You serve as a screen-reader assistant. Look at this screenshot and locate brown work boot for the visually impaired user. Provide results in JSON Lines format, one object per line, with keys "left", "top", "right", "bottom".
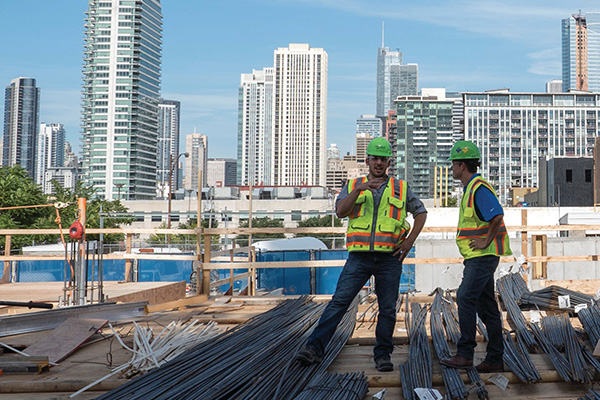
{"left": 439, "top": 355, "right": 473, "bottom": 369}
{"left": 475, "top": 360, "right": 504, "bottom": 373}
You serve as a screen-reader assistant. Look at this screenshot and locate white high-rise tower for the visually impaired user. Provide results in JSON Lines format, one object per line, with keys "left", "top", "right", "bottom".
{"left": 272, "top": 43, "right": 328, "bottom": 186}
{"left": 81, "top": 0, "right": 162, "bottom": 200}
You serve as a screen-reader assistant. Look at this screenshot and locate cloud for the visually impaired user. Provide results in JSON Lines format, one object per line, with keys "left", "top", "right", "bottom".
{"left": 527, "top": 48, "right": 561, "bottom": 76}
{"left": 273, "top": 0, "right": 591, "bottom": 46}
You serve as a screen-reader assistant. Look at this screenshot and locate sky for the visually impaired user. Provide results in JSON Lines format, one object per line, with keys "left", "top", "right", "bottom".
{"left": 1, "top": 1, "right": 598, "bottom": 159}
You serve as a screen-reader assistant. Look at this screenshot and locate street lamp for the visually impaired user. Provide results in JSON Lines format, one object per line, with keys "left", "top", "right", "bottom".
{"left": 167, "top": 152, "right": 189, "bottom": 243}
{"left": 115, "top": 183, "right": 124, "bottom": 200}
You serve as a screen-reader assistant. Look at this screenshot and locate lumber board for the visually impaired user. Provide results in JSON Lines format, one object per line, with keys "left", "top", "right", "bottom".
{"left": 145, "top": 294, "right": 208, "bottom": 313}
{"left": 24, "top": 318, "right": 108, "bottom": 364}
{"left": 0, "top": 355, "right": 49, "bottom": 373}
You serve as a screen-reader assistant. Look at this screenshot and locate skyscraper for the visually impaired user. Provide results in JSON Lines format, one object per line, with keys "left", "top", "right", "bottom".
{"left": 3, "top": 77, "right": 40, "bottom": 179}
{"left": 356, "top": 115, "right": 383, "bottom": 138}
{"left": 272, "top": 43, "right": 327, "bottom": 186}
{"left": 37, "top": 123, "right": 66, "bottom": 188}
{"left": 184, "top": 133, "right": 208, "bottom": 191}
{"left": 562, "top": 11, "right": 600, "bottom": 92}
{"left": 376, "top": 46, "right": 402, "bottom": 116}
{"left": 157, "top": 99, "right": 181, "bottom": 197}
{"left": 81, "top": 0, "right": 162, "bottom": 200}
{"left": 237, "top": 68, "right": 274, "bottom": 186}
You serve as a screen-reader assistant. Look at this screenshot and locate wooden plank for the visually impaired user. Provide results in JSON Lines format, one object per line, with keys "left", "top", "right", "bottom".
{"left": 0, "top": 355, "right": 49, "bottom": 373}
{"left": 144, "top": 294, "right": 208, "bottom": 313}
{"left": 24, "top": 318, "right": 108, "bottom": 364}
{"left": 1, "top": 234, "right": 11, "bottom": 284}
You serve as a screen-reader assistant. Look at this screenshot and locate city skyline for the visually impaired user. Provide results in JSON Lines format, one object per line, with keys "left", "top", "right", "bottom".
{"left": 1, "top": 1, "right": 599, "bottom": 160}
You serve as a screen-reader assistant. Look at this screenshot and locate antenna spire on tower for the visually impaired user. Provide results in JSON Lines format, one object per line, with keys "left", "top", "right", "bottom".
{"left": 381, "top": 21, "right": 385, "bottom": 48}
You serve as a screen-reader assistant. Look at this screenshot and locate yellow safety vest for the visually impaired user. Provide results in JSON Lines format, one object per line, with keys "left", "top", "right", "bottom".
{"left": 456, "top": 176, "right": 512, "bottom": 259}
{"left": 346, "top": 177, "right": 410, "bottom": 252}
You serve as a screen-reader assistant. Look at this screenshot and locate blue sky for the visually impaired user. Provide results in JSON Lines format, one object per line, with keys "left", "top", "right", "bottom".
{"left": 1, "top": 1, "right": 598, "bottom": 159}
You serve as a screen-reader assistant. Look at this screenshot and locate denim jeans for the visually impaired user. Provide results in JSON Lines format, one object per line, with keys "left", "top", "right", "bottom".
{"left": 456, "top": 255, "right": 503, "bottom": 364}
{"left": 306, "top": 251, "right": 403, "bottom": 360}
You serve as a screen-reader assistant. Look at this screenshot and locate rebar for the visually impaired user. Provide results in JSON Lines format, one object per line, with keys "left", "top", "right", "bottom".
{"left": 501, "top": 331, "right": 541, "bottom": 383}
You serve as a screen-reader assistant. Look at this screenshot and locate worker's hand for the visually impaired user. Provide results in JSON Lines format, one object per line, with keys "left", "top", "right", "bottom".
{"left": 469, "top": 237, "right": 489, "bottom": 250}
{"left": 393, "top": 238, "right": 414, "bottom": 263}
{"left": 355, "top": 177, "right": 385, "bottom": 193}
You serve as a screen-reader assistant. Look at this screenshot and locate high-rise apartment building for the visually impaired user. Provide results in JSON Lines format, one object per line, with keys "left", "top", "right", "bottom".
{"left": 376, "top": 47, "right": 402, "bottom": 116}
{"left": 356, "top": 115, "right": 383, "bottom": 138}
{"left": 355, "top": 133, "right": 372, "bottom": 163}
{"left": 273, "top": 44, "right": 327, "bottom": 186}
{"left": 3, "top": 77, "right": 40, "bottom": 179}
{"left": 392, "top": 92, "right": 454, "bottom": 198}
{"left": 157, "top": 99, "right": 181, "bottom": 197}
{"left": 464, "top": 90, "right": 599, "bottom": 204}
{"left": 237, "top": 68, "right": 274, "bottom": 186}
{"left": 562, "top": 12, "right": 600, "bottom": 92}
{"left": 207, "top": 158, "right": 237, "bottom": 187}
{"left": 184, "top": 133, "right": 208, "bottom": 190}
{"left": 238, "top": 44, "right": 327, "bottom": 187}
{"left": 81, "top": 0, "right": 162, "bottom": 200}
{"left": 391, "top": 64, "right": 418, "bottom": 99}
{"left": 37, "top": 123, "right": 66, "bottom": 188}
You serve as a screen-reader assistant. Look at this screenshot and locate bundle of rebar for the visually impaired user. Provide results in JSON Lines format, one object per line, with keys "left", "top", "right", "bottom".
{"left": 292, "top": 371, "right": 368, "bottom": 400}
{"left": 430, "top": 289, "right": 469, "bottom": 400}
{"left": 441, "top": 291, "right": 461, "bottom": 344}
{"left": 529, "top": 322, "right": 573, "bottom": 382}
{"left": 399, "top": 302, "right": 433, "bottom": 400}
{"left": 578, "top": 303, "right": 600, "bottom": 347}
{"left": 579, "top": 388, "right": 600, "bottom": 400}
{"left": 540, "top": 313, "right": 600, "bottom": 383}
{"left": 496, "top": 274, "right": 537, "bottom": 347}
{"left": 94, "top": 295, "right": 357, "bottom": 400}
{"left": 520, "top": 286, "right": 594, "bottom": 312}
{"left": 501, "top": 331, "right": 541, "bottom": 383}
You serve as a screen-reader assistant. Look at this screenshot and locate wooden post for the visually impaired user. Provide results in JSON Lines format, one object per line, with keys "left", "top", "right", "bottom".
{"left": 532, "top": 234, "right": 547, "bottom": 279}
{"left": 434, "top": 166, "right": 438, "bottom": 207}
{"left": 202, "top": 232, "right": 211, "bottom": 295}
{"left": 124, "top": 233, "right": 133, "bottom": 282}
{"left": 445, "top": 166, "right": 449, "bottom": 207}
{"left": 521, "top": 209, "right": 528, "bottom": 281}
{"left": 1, "top": 235, "right": 11, "bottom": 284}
{"left": 229, "top": 248, "right": 234, "bottom": 293}
{"left": 250, "top": 246, "right": 256, "bottom": 296}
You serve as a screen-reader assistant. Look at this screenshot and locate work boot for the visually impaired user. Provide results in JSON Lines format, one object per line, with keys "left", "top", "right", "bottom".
{"left": 475, "top": 360, "right": 504, "bottom": 373}
{"left": 439, "top": 354, "right": 473, "bottom": 369}
{"left": 295, "top": 344, "right": 322, "bottom": 366}
{"left": 374, "top": 355, "right": 394, "bottom": 372}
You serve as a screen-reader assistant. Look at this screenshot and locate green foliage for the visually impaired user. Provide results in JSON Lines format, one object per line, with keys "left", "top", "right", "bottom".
{"left": 148, "top": 217, "right": 218, "bottom": 246}
{"left": 295, "top": 215, "right": 345, "bottom": 249}
{"left": 441, "top": 196, "right": 458, "bottom": 207}
{"left": 236, "top": 217, "right": 285, "bottom": 247}
{"left": 0, "top": 166, "right": 134, "bottom": 250}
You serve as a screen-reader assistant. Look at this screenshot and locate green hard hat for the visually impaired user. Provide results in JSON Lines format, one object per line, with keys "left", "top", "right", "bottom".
{"left": 366, "top": 137, "right": 392, "bottom": 157}
{"left": 448, "top": 140, "right": 480, "bottom": 161}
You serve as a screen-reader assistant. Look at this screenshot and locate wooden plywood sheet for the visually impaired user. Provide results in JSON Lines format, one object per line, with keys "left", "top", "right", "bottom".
{"left": 24, "top": 318, "right": 107, "bottom": 364}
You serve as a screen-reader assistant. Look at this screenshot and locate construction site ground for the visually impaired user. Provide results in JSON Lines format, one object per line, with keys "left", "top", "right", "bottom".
{"left": 0, "top": 289, "right": 596, "bottom": 399}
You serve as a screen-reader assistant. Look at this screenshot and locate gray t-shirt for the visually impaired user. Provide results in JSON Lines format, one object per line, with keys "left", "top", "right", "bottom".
{"left": 336, "top": 176, "right": 427, "bottom": 217}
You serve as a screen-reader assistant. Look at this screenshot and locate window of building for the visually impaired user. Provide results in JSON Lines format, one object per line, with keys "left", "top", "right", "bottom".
{"left": 566, "top": 169, "right": 573, "bottom": 182}
{"left": 151, "top": 214, "right": 162, "bottom": 222}
{"left": 585, "top": 169, "right": 592, "bottom": 183}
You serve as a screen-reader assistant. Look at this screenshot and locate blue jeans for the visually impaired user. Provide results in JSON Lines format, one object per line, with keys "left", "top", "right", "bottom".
{"left": 306, "top": 251, "right": 403, "bottom": 360}
{"left": 456, "top": 255, "right": 503, "bottom": 364}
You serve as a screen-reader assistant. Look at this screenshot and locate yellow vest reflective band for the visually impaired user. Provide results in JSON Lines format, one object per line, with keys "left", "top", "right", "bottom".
{"left": 346, "top": 177, "right": 410, "bottom": 252}
{"left": 456, "top": 177, "right": 512, "bottom": 259}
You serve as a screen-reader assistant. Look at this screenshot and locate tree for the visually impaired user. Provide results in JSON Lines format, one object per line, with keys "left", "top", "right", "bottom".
{"left": 295, "top": 215, "right": 344, "bottom": 249}
{"left": 148, "top": 217, "right": 218, "bottom": 247}
{"left": 236, "top": 217, "right": 285, "bottom": 247}
{"left": 441, "top": 196, "right": 458, "bottom": 207}
{"left": 0, "top": 166, "right": 134, "bottom": 250}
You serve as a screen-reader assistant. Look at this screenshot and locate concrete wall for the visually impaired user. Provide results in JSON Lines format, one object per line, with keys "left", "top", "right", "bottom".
{"left": 414, "top": 236, "right": 600, "bottom": 293}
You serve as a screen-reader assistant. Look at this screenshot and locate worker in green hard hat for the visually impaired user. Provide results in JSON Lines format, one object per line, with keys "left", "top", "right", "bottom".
{"left": 296, "top": 137, "right": 427, "bottom": 373}
{"left": 440, "top": 140, "right": 512, "bottom": 373}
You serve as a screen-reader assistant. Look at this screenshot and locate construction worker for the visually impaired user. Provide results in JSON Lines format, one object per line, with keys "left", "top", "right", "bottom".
{"left": 440, "top": 140, "right": 512, "bottom": 373}
{"left": 295, "top": 137, "right": 427, "bottom": 372}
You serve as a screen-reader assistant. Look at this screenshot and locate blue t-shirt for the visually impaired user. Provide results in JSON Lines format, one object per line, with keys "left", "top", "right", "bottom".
{"left": 465, "top": 174, "right": 503, "bottom": 222}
